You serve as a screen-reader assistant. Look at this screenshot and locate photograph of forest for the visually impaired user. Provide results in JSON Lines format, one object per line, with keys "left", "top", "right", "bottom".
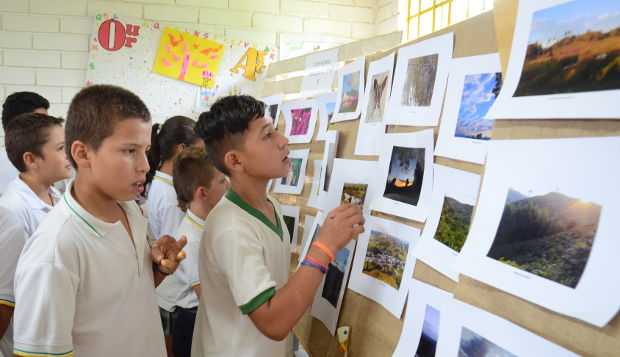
{"left": 487, "top": 188, "right": 602, "bottom": 288}
{"left": 434, "top": 196, "right": 474, "bottom": 252}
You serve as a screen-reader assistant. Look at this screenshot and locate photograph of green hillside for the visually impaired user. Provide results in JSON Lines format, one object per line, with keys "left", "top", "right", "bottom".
{"left": 434, "top": 196, "right": 474, "bottom": 253}
{"left": 514, "top": 0, "right": 620, "bottom": 96}
{"left": 487, "top": 188, "right": 602, "bottom": 288}
{"left": 362, "top": 230, "right": 409, "bottom": 290}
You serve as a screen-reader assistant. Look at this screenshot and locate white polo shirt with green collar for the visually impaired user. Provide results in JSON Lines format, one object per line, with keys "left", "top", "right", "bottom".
{"left": 0, "top": 206, "right": 26, "bottom": 357}
{"left": 191, "top": 190, "right": 292, "bottom": 357}
{"left": 156, "top": 208, "right": 206, "bottom": 310}
{"left": 12, "top": 183, "right": 166, "bottom": 357}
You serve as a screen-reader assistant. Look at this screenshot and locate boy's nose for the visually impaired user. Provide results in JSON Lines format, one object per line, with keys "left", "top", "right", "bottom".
{"left": 137, "top": 152, "right": 150, "bottom": 173}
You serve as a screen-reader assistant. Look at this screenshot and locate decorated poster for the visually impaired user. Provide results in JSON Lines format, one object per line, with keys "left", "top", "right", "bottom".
{"left": 152, "top": 27, "right": 224, "bottom": 87}
{"left": 86, "top": 14, "right": 278, "bottom": 122}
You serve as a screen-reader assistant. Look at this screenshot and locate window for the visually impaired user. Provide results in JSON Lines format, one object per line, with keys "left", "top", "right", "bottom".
{"left": 406, "top": 0, "right": 493, "bottom": 40}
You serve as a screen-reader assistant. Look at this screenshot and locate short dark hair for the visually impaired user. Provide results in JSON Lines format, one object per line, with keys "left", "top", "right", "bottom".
{"left": 2, "top": 91, "right": 50, "bottom": 131}
{"left": 173, "top": 147, "right": 217, "bottom": 211}
{"left": 146, "top": 116, "right": 199, "bottom": 188}
{"left": 65, "top": 85, "right": 150, "bottom": 168}
{"left": 195, "top": 95, "right": 265, "bottom": 175}
{"left": 5, "top": 113, "right": 64, "bottom": 172}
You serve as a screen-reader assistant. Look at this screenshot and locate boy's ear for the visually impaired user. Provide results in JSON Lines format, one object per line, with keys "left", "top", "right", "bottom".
{"left": 223, "top": 150, "right": 242, "bottom": 174}
{"left": 71, "top": 140, "right": 91, "bottom": 169}
{"left": 22, "top": 152, "right": 38, "bottom": 170}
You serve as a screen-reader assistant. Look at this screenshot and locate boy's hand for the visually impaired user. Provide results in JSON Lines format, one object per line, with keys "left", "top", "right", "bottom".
{"left": 318, "top": 204, "right": 365, "bottom": 254}
{"left": 151, "top": 235, "right": 187, "bottom": 274}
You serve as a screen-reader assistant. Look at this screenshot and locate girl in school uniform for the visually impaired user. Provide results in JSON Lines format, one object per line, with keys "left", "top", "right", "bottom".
{"left": 144, "top": 115, "right": 203, "bottom": 357}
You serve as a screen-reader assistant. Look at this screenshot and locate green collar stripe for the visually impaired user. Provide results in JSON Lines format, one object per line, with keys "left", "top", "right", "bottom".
{"left": 63, "top": 194, "right": 102, "bottom": 238}
{"left": 225, "top": 190, "right": 283, "bottom": 240}
{"left": 186, "top": 214, "right": 205, "bottom": 229}
{"left": 239, "top": 287, "right": 276, "bottom": 315}
{"left": 14, "top": 347, "right": 74, "bottom": 356}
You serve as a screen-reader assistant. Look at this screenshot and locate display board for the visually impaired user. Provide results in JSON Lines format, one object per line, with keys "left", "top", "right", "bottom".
{"left": 262, "top": 1, "right": 620, "bottom": 356}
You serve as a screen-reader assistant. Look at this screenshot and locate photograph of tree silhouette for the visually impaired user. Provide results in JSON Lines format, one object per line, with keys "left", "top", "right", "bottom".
{"left": 362, "top": 230, "right": 409, "bottom": 290}
{"left": 322, "top": 248, "right": 351, "bottom": 307}
{"left": 384, "top": 146, "right": 425, "bottom": 206}
{"left": 458, "top": 327, "right": 516, "bottom": 357}
{"left": 415, "top": 305, "right": 440, "bottom": 357}
{"left": 434, "top": 196, "right": 474, "bottom": 253}
{"left": 487, "top": 188, "right": 602, "bottom": 288}
{"left": 514, "top": 0, "right": 620, "bottom": 96}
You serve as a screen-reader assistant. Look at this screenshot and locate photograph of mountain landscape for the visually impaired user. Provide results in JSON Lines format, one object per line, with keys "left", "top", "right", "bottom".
{"left": 458, "top": 327, "right": 516, "bottom": 357}
{"left": 455, "top": 72, "right": 502, "bottom": 140}
{"left": 362, "top": 230, "right": 409, "bottom": 290}
{"left": 322, "top": 248, "right": 351, "bottom": 307}
{"left": 434, "top": 196, "right": 474, "bottom": 253}
{"left": 514, "top": 0, "right": 620, "bottom": 96}
{"left": 487, "top": 188, "right": 602, "bottom": 288}
{"left": 384, "top": 146, "right": 426, "bottom": 206}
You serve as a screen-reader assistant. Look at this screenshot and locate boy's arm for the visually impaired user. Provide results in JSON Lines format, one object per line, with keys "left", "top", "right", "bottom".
{"left": 248, "top": 205, "right": 364, "bottom": 341}
{"left": 0, "top": 304, "right": 12, "bottom": 339}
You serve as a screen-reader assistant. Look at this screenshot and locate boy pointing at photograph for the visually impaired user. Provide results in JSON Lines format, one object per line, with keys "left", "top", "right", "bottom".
{"left": 192, "top": 95, "right": 364, "bottom": 357}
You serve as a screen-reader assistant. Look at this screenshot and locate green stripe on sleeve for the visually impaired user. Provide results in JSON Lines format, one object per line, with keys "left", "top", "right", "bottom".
{"left": 239, "top": 287, "right": 276, "bottom": 315}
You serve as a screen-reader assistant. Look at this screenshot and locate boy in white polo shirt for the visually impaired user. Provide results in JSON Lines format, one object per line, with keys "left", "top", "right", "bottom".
{"left": 0, "top": 113, "right": 72, "bottom": 238}
{"left": 0, "top": 92, "right": 50, "bottom": 195}
{"left": 162, "top": 146, "right": 228, "bottom": 357}
{"left": 12, "top": 85, "right": 187, "bottom": 357}
{"left": 191, "top": 95, "right": 364, "bottom": 357}
{"left": 0, "top": 206, "right": 26, "bottom": 357}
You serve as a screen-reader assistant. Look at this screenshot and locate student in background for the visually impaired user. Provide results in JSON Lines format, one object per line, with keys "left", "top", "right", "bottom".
{"left": 0, "top": 92, "right": 50, "bottom": 195}
{"left": 0, "top": 113, "right": 72, "bottom": 238}
{"left": 146, "top": 115, "right": 204, "bottom": 240}
{"left": 145, "top": 115, "right": 203, "bottom": 356}
{"left": 191, "top": 96, "right": 364, "bottom": 357}
{"left": 0, "top": 206, "right": 26, "bottom": 357}
{"left": 12, "top": 85, "right": 187, "bottom": 357}
{"left": 164, "top": 147, "right": 228, "bottom": 357}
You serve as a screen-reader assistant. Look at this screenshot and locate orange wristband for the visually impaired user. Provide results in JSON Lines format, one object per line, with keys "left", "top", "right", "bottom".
{"left": 312, "top": 241, "right": 335, "bottom": 262}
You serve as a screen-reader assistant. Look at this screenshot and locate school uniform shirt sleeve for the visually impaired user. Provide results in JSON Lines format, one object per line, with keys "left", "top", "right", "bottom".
{"left": 0, "top": 208, "right": 25, "bottom": 307}
{"left": 158, "top": 204, "right": 184, "bottom": 239}
{"left": 212, "top": 228, "right": 277, "bottom": 315}
{"left": 182, "top": 240, "right": 201, "bottom": 288}
{"left": 13, "top": 254, "right": 79, "bottom": 356}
